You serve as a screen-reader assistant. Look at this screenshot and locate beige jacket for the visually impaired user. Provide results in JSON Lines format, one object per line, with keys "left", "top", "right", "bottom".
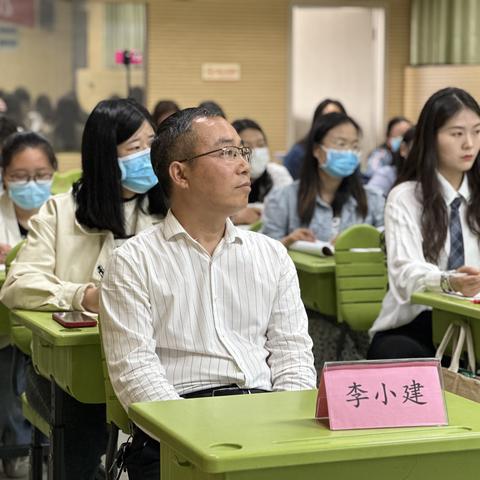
{"left": 0, "top": 192, "right": 23, "bottom": 247}
{"left": 0, "top": 192, "right": 163, "bottom": 311}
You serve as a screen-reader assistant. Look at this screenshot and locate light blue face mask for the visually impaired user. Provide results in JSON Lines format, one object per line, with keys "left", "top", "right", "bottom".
{"left": 8, "top": 180, "right": 52, "bottom": 210}
{"left": 118, "top": 148, "right": 159, "bottom": 194}
{"left": 389, "top": 136, "right": 403, "bottom": 153}
{"left": 320, "top": 147, "right": 360, "bottom": 178}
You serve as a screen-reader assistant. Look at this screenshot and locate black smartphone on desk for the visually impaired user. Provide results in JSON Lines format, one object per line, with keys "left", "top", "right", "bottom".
{"left": 52, "top": 312, "right": 97, "bottom": 328}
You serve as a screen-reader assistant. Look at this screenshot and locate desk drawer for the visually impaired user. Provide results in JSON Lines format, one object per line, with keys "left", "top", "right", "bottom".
{"left": 32, "top": 337, "right": 105, "bottom": 404}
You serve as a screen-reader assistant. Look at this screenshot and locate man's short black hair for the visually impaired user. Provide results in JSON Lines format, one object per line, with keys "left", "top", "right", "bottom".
{"left": 151, "top": 107, "right": 219, "bottom": 198}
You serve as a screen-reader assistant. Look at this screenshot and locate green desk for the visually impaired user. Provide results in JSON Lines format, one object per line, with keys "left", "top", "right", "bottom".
{"left": 12, "top": 309, "right": 105, "bottom": 478}
{"left": 412, "top": 292, "right": 480, "bottom": 362}
{"left": 288, "top": 251, "right": 336, "bottom": 316}
{"left": 129, "top": 389, "right": 480, "bottom": 480}
{"left": 10, "top": 309, "right": 104, "bottom": 404}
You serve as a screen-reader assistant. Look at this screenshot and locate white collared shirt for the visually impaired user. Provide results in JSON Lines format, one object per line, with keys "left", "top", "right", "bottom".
{"left": 100, "top": 210, "right": 316, "bottom": 408}
{"left": 370, "top": 173, "right": 480, "bottom": 335}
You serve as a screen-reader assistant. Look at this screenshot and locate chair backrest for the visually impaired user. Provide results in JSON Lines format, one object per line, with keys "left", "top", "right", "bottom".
{"left": 51, "top": 169, "right": 82, "bottom": 195}
{"left": 0, "top": 240, "right": 26, "bottom": 337}
{"left": 334, "top": 224, "right": 387, "bottom": 331}
{"left": 98, "top": 323, "right": 131, "bottom": 434}
{"left": 249, "top": 220, "right": 263, "bottom": 232}
{"left": 5, "top": 239, "right": 25, "bottom": 272}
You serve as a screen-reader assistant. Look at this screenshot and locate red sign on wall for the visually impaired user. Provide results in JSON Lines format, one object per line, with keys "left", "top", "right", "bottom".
{"left": 0, "top": 0, "right": 35, "bottom": 28}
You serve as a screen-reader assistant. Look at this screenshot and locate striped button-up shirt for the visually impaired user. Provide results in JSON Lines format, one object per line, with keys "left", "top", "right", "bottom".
{"left": 100, "top": 210, "right": 316, "bottom": 408}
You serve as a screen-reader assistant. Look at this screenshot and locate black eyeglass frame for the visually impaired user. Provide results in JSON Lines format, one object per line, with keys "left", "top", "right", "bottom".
{"left": 177, "top": 146, "right": 252, "bottom": 163}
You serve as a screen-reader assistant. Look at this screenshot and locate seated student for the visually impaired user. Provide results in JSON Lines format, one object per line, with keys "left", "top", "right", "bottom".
{"left": 262, "top": 112, "right": 385, "bottom": 247}
{"left": 284, "top": 98, "right": 346, "bottom": 180}
{"left": 368, "top": 87, "right": 480, "bottom": 360}
{"left": 100, "top": 107, "right": 316, "bottom": 480}
{"left": 0, "top": 131, "right": 56, "bottom": 479}
{"left": 231, "top": 118, "right": 292, "bottom": 225}
{"left": 368, "top": 126, "right": 415, "bottom": 197}
{"left": 151, "top": 99, "right": 179, "bottom": 127}
{"left": 363, "top": 116, "right": 412, "bottom": 181}
{"left": 0, "top": 98, "right": 167, "bottom": 480}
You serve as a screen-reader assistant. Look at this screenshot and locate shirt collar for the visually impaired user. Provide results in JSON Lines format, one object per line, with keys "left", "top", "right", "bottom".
{"left": 436, "top": 171, "right": 471, "bottom": 205}
{"left": 163, "top": 209, "right": 243, "bottom": 245}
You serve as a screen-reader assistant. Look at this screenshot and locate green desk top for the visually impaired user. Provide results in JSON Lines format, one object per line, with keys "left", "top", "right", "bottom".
{"left": 411, "top": 292, "right": 480, "bottom": 320}
{"left": 11, "top": 310, "right": 100, "bottom": 347}
{"left": 129, "top": 389, "right": 480, "bottom": 475}
{"left": 288, "top": 251, "right": 335, "bottom": 274}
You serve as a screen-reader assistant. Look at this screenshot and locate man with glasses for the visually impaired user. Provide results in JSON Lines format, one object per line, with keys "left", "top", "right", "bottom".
{"left": 100, "top": 107, "right": 316, "bottom": 479}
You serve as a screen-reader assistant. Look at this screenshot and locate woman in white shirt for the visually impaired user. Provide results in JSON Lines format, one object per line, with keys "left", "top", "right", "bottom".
{"left": 230, "top": 118, "right": 292, "bottom": 225}
{"left": 0, "top": 131, "right": 56, "bottom": 478}
{"left": 368, "top": 87, "right": 480, "bottom": 359}
{"left": 0, "top": 98, "right": 167, "bottom": 480}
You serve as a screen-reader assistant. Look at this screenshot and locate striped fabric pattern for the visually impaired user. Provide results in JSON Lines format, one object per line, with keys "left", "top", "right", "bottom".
{"left": 100, "top": 210, "right": 316, "bottom": 409}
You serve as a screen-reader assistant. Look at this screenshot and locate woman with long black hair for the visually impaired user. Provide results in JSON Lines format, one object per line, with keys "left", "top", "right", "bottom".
{"left": 283, "top": 98, "right": 346, "bottom": 180}
{"left": 369, "top": 87, "right": 480, "bottom": 359}
{"left": 262, "top": 112, "right": 384, "bottom": 246}
{"left": 0, "top": 98, "right": 167, "bottom": 479}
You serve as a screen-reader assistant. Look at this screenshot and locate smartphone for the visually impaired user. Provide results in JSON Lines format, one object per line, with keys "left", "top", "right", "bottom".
{"left": 52, "top": 312, "right": 97, "bottom": 328}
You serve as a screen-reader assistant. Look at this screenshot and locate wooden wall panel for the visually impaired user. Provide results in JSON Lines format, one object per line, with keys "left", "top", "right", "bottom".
{"left": 404, "top": 65, "right": 480, "bottom": 122}
{"left": 147, "top": 0, "right": 411, "bottom": 153}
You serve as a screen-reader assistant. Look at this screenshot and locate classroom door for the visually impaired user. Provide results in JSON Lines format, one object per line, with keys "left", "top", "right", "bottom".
{"left": 290, "top": 6, "right": 385, "bottom": 162}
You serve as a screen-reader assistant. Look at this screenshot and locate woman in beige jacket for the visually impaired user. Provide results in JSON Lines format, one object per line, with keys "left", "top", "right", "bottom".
{"left": 0, "top": 98, "right": 167, "bottom": 480}
{"left": 0, "top": 131, "right": 57, "bottom": 478}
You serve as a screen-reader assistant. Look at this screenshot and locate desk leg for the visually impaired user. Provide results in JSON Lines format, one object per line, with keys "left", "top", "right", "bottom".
{"left": 50, "top": 381, "right": 65, "bottom": 479}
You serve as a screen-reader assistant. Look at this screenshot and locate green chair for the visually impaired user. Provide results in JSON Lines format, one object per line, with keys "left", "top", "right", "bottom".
{"left": 0, "top": 241, "right": 24, "bottom": 335}
{"left": 334, "top": 224, "right": 387, "bottom": 331}
{"left": 99, "top": 324, "right": 131, "bottom": 480}
{"left": 3, "top": 241, "right": 33, "bottom": 355}
{"left": 249, "top": 220, "right": 263, "bottom": 232}
{"left": 51, "top": 169, "right": 82, "bottom": 195}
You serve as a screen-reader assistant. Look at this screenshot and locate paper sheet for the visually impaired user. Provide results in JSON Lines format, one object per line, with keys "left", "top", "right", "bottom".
{"left": 289, "top": 240, "right": 334, "bottom": 257}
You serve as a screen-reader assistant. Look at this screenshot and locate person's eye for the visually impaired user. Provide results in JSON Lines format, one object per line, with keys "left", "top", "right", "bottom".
{"left": 452, "top": 131, "right": 463, "bottom": 137}
{"left": 223, "top": 148, "right": 236, "bottom": 159}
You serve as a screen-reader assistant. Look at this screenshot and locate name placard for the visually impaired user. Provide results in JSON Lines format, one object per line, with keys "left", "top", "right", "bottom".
{"left": 316, "top": 359, "right": 447, "bottom": 430}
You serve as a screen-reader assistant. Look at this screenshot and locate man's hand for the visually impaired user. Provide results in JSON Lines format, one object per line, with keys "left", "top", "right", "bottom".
{"left": 282, "top": 228, "right": 316, "bottom": 248}
{"left": 231, "top": 207, "right": 262, "bottom": 225}
{"left": 449, "top": 266, "right": 480, "bottom": 297}
{"left": 82, "top": 286, "right": 100, "bottom": 313}
{"left": 0, "top": 243, "right": 12, "bottom": 264}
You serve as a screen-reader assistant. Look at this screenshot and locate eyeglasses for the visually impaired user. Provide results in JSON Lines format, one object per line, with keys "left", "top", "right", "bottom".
{"left": 6, "top": 172, "right": 54, "bottom": 185}
{"left": 322, "top": 138, "right": 361, "bottom": 155}
{"left": 178, "top": 146, "right": 252, "bottom": 163}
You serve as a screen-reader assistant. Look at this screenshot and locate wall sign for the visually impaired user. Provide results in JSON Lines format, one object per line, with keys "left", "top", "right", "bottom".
{"left": 0, "top": 0, "right": 34, "bottom": 27}
{"left": 0, "top": 24, "right": 18, "bottom": 49}
{"left": 201, "top": 63, "right": 241, "bottom": 81}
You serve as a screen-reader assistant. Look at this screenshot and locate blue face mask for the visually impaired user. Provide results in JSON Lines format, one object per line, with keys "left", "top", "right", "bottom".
{"left": 118, "top": 148, "right": 158, "bottom": 194}
{"left": 389, "top": 136, "right": 402, "bottom": 152}
{"left": 8, "top": 180, "right": 52, "bottom": 210}
{"left": 320, "top": 147, "right": 360, "bottom": 178}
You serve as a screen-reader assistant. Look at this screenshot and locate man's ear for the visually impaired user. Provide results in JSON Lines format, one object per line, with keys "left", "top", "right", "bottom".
{"left": 169, "top": 161, "right": 190, "bottom": 190}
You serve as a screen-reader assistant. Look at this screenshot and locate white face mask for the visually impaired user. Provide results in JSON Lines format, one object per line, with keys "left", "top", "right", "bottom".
{"left": 249, "top": 147, "right": 270, "bottom": 180}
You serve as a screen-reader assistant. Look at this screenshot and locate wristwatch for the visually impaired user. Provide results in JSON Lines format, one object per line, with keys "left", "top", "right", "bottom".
{"left": 440, "top": 272, "right": 453, "bottom": 293}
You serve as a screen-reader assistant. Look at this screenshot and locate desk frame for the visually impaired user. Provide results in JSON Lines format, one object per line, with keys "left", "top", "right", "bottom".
{"left": 11, "top": 310, "right": 104, "bottom": 479}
